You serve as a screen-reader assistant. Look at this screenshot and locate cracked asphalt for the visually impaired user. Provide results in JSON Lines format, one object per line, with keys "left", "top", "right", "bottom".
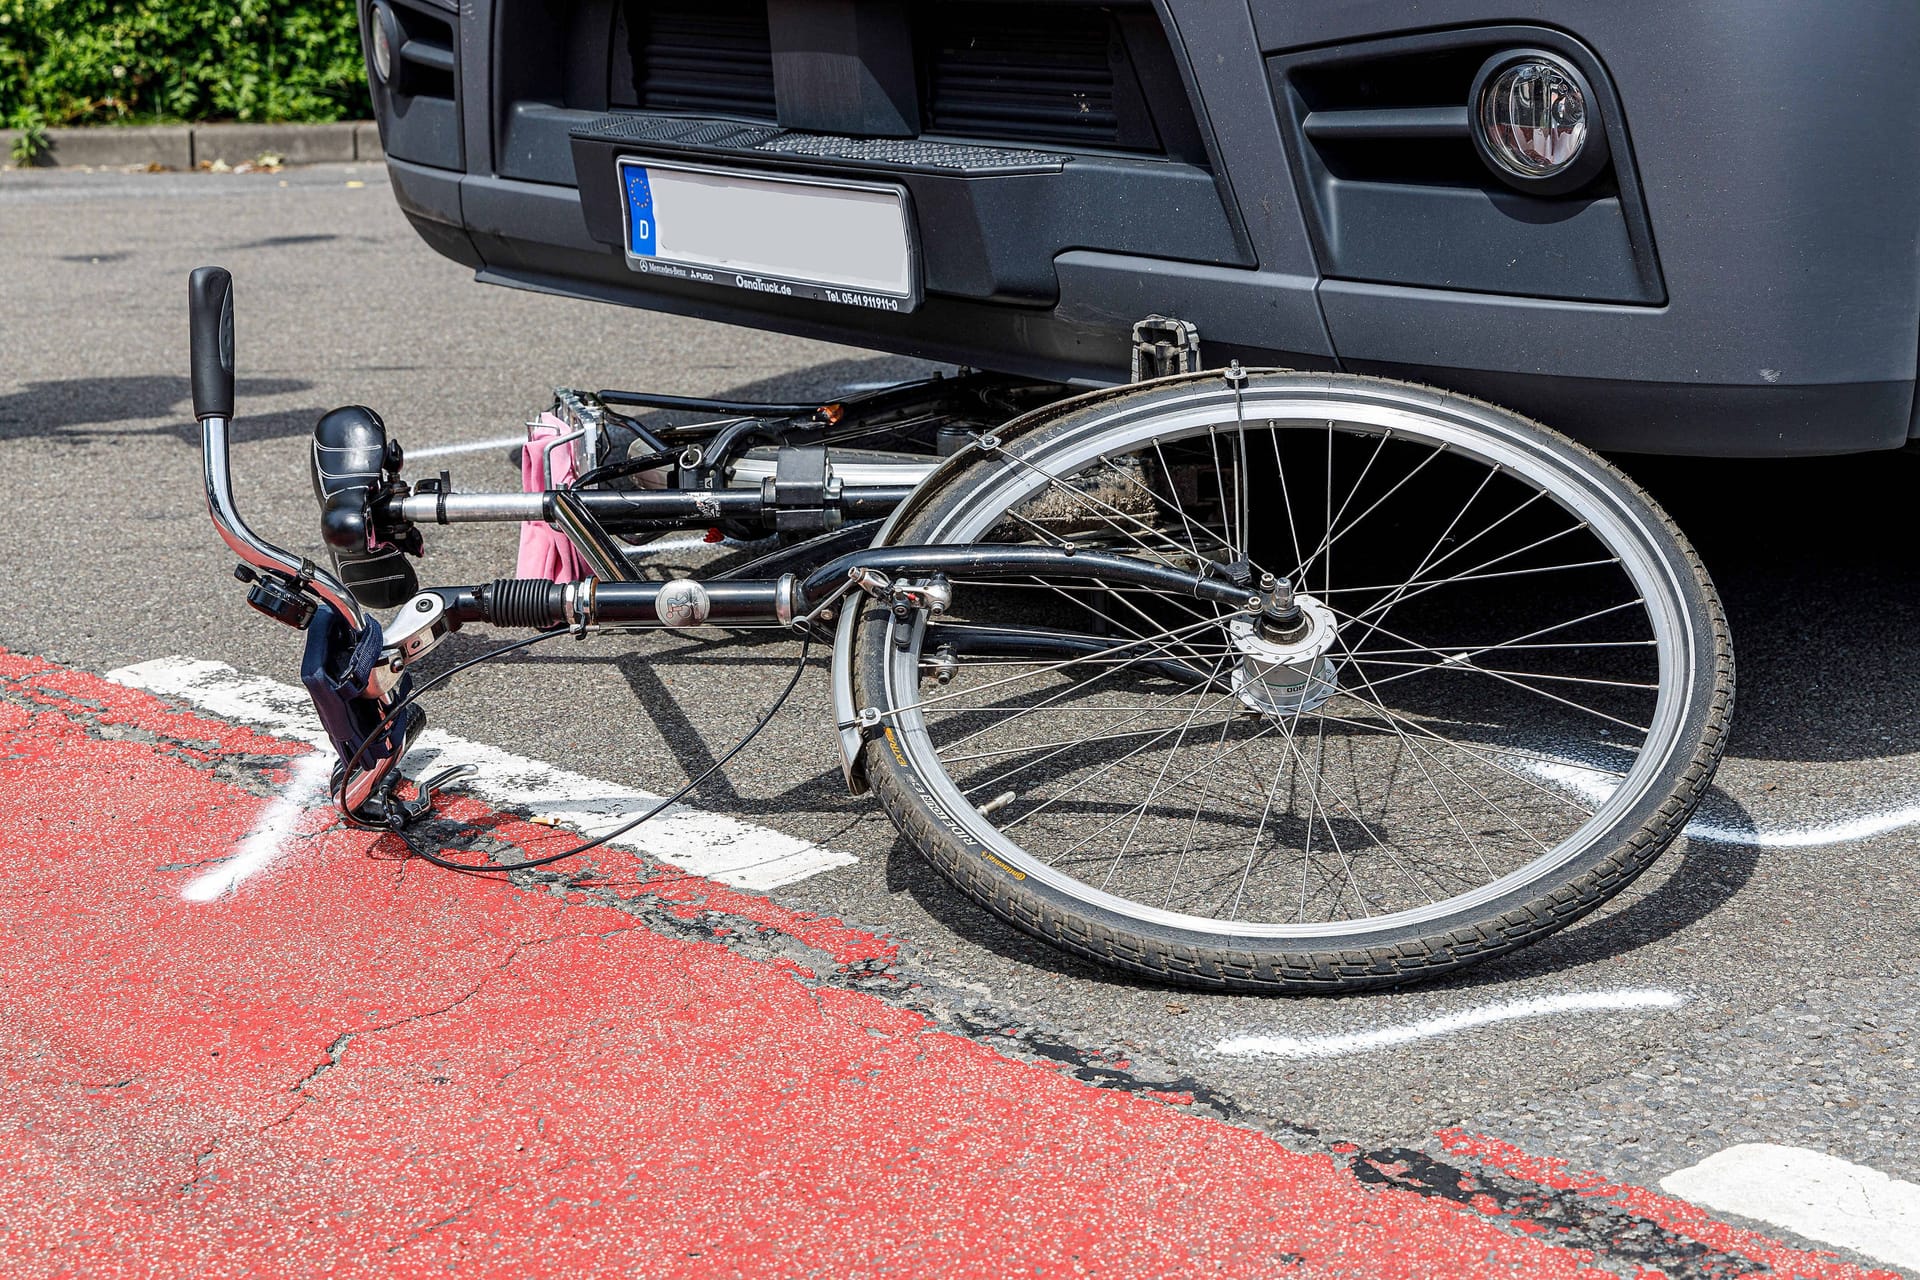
{"left": 2, "top": 162, "right": 1917, "bottom": 1274}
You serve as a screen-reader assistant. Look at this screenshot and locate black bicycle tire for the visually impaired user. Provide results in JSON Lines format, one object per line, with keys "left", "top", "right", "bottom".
{"left": 849, "top": 371, "right": 1733, "bottom": 992}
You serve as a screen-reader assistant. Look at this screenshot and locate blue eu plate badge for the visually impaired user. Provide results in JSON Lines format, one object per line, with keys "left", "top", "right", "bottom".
{"left": 625, "top": 166, "right": 656, "bottom": 257}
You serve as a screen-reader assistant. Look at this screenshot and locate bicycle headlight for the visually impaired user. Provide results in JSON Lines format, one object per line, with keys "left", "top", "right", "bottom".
{"left": 1470, "top": 51, "right": 1609, "bottom": 195}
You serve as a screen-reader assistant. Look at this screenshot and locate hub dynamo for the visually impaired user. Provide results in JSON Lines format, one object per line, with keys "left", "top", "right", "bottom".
{"left": 1228, "top": 593, "right": 1341, "bottom": 716}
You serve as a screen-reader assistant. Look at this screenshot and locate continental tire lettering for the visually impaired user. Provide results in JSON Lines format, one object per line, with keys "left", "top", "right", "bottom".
{"left": 884, "top": 726, "right": 910, "bottom": 767}
{"left": 980, "top": 851, "right": 1027, "bottom": 881}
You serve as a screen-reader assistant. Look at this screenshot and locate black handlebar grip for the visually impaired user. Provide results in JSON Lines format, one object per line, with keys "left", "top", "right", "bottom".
{"left": 188, "top": 266, "right": 235, "bottom": 420}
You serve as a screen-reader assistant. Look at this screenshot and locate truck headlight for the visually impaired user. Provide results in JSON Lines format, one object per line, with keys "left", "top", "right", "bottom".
{"left": 1471, "top": 51, "right": 1609, "bottom": 194}
{"left": 369, "top": 2, "right": 398, "bottom": 86}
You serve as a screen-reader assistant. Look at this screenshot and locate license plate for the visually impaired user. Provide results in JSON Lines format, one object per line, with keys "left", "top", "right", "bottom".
{"left": 618, "top": 159, "right": 918, "bottom": 312}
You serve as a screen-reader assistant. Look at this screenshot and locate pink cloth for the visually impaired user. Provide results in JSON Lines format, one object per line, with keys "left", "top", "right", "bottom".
{"left": 516, "top": 412, "right": 592, "bottom": 583}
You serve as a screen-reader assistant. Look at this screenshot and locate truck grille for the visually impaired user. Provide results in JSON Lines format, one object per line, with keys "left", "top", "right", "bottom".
{"left": 920, "top": 5, "right": 1122, "bottom": 146}
{"left": 615, "top": 0, "right": 1188, "bottom": 156}
{"left": 628, "top": 0, "right": 776, "bottom": 120}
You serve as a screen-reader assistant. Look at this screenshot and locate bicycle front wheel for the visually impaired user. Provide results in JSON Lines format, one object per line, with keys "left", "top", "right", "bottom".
{"left": 849, "top": 372, "right": 1731, "bottom": 991}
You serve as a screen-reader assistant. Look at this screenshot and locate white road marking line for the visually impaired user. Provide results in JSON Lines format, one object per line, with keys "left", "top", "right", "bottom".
{"left": 183, "top": 750, "right": 333, "bottom": 901}
{"left": 1214, "top": 989, "right": 1685, "bottom": 1060}
{"left": 625, "top": 533, "right": 717, "bottom": 554}
{"left": 107, "top": 657, "right": 856, "bottom": 893}
{"left": 623, "top": 532, "right": 774, "bottom": 555}
{"left": 1661, "top": 1144, "right": 1920, "bottom": 1272}
{"left": 404, "top": 434, "right": 529, "bottom": 461}
{"left": 1508, "top": 755, "right": 1920, "bottom": 850}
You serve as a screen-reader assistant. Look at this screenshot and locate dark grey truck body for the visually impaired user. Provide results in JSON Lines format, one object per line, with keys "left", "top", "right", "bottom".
{"left": 364, "top": 0, "right": 1920, "bottom": 456}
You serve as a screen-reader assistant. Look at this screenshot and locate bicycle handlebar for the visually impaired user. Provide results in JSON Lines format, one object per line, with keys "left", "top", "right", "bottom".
{"left": 188, "top": 266, "right": 235, "bottom": 421}
{"left": 189, "top": 266, "right": 365, "bottom": 630}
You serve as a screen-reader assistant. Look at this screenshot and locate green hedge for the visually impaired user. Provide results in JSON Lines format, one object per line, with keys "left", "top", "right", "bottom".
{"left": 0, "top": 0, "right": 372, "bottom": 131}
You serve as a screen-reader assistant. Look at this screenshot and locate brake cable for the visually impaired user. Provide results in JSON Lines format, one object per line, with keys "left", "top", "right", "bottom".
{"left": 568, "top": 449, "right": 676, "bottom": 491}
{"left": 331, "top": 627, "right": 815, "bottom": 874}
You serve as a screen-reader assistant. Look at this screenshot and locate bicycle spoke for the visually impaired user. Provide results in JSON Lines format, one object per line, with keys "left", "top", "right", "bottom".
{"left": 1348, "top": 657, "right": 1660, "bottom": 692}
{"left": 868, "top": 392, "right": 1695, "bottom": 939}
{"left": 1105, "top": 652, "right": 1237, "bottom": 889}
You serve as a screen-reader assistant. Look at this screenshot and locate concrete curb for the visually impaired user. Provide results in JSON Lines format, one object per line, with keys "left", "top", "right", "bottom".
{"left": 1, "top": 121, "right": 382, "bottom": 170}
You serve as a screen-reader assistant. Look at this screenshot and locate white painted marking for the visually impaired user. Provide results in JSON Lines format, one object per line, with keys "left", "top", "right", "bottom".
{"left": 183, "top": 750, "right": 333, "bottom": 901}
{"left": 107, "top": 657, "right": 856, "bottom": 893}
{"left": 625, "top": 533, "right": 717, "bottom": 554}
{"left": 1508, "top": 755, "right": 1920, "bottom": 850}
{"left": 1215, "top": 989, "right": 1684, "bottom": 1060}
{"left": 622, "top": 532, "right": 775, "bottom": 556}
{"left": 404, "top": 434, "right": 530, "bottom": 461}
{"left": 1661, "top": 1144, "right": 1920, "bottom": 1272}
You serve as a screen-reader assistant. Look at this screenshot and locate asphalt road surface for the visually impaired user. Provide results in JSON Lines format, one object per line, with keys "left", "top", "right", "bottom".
{"left": 2, "top": 163, "right": 1916, "bottom": 1276}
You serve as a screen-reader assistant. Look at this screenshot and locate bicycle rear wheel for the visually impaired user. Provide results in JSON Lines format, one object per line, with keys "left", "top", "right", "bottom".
{"left": 848, "top": 372, "right": 1731, "bottom": 991}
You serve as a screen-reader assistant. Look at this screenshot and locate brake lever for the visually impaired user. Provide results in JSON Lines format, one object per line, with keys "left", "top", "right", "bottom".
{"left": 368, "top": 591, "right": 456, "bottom": 697}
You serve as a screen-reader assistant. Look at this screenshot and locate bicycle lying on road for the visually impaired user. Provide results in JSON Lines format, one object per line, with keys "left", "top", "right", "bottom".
{"left": 191, "top": 266, "right": 1730, "bottom": 992}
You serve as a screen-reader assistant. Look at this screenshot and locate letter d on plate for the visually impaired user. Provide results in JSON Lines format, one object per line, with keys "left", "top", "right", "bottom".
{"left": 625, "top": 166, "right": 656, "bottom": 257}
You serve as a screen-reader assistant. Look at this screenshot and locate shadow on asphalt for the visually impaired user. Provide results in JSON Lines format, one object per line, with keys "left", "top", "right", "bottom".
{"left": 362, "top": 381, "right": 1917, "bottom": 996}
{"left": 871, "top": 448, "right": 1897, "bottom": 995}
{"left": 1632, "top": 450, "right": 1920, "bottom": 765}
{"left": 716, "top": 355, "right": 949, "bottom": 406}
{"left": 873, "top": 791, "right": 1765, "bottom": 998}
{"left": 0, "top": 374, "right": 318, "bottom": 444}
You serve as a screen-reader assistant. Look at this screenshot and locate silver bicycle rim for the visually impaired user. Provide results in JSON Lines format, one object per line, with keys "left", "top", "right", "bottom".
{"left": 871, "top": 379, "right": 1697, "bottom": 940}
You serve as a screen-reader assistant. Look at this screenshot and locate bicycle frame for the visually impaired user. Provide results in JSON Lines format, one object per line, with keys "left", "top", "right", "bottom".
{"left": 189, "top": 267, "right": 1262, "bottom": 828}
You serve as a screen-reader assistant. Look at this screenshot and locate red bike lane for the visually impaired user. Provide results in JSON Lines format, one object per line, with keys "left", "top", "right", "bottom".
{"left": 0, "top": 650, "right": 1895, "bottom": 1279}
